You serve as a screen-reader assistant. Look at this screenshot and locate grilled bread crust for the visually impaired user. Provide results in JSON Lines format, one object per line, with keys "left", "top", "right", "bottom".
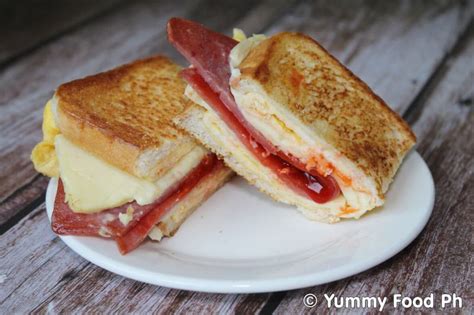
{"left": 237, "top": 32, "right": 416, "bottom": 196}
{"left": 54, "top": 56, "right": 197, "bottom": 180}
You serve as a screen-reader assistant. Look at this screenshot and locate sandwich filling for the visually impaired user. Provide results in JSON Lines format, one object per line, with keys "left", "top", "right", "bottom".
{"left": 182, "top": 70, "right": 340, "bottom": 203}
{"left": 55, "top": 134, "right": 207, "bottom": 213}
{"left": 228, "top": 34, "right": 384, "bottom": 214}
{"left": 32, "top": 99, "right": 226, "bottom": 254}
{"left": 168, "top": 19, "right": 341, "bottom": 205}
{"left": 53, "top": 152, "right": 224, "bottom": 254}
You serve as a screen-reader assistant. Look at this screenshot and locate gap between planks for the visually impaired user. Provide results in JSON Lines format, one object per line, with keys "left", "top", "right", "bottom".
{"left": 0, "top": 0, "right": 129, "bottom": 68}
{"left": 404, "top": 19, "right": 474, "bottom": 124}
{"left": 272, "top": 19, "right": 474, "bottom": 315}
{"left": 0, "top": 1, "right": 286, "bottom": 314}
{"left": 0, "top": 0, "right": 295, "bottom": 227}
{"left": 251, "top": 5, "right": 474, "bottom": 314}
{"left": 0, "top": 0, "right": 471, "bottom": 225}
{"left": 0, "top": 1, "right": 472, "bottom": 313}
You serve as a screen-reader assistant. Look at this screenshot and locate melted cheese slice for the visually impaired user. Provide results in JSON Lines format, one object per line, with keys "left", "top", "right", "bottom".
{"left": 55, "top": 135, "right": 206, "bottom": 213}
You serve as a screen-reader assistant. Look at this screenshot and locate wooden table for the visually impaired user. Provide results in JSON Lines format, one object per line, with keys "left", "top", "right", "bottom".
{"left": 1, "top": 0, "right": 473, "bottom": 313}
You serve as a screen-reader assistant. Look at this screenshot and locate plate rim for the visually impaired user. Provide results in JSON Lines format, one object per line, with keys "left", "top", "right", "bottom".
{"left": 45, "top": 151, "right": 435, "bottom": 293}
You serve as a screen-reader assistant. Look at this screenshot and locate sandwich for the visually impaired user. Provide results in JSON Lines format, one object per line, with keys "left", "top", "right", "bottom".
{"left": 31, "top": 56, "right": 233, "bottom": 254}
{"left": 167, "top": 18, "right": 416, "bottom": 223}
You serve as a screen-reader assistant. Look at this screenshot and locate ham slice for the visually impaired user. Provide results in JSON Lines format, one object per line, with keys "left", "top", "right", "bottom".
{"left": 52, "top": 154, "right": 223, "bottom": 254}
{"left": 52, "top": 180, "right": 155, "bottom": 238}
{"left": 116, "top": 154, "right": 221, "bottom": 254}
{"left": 167, "top": 17, "right": 238, "bottom": 108}
{"left": 168, "top": 18, "right": 340, "bottom": 203}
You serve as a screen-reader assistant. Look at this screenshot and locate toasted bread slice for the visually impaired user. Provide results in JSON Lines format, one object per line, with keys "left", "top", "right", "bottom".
{"left": 53, "top": 56, "right": 197, "bottom": 181}
{"left": 231, "top": 32, "right": 416, "bottom": 205}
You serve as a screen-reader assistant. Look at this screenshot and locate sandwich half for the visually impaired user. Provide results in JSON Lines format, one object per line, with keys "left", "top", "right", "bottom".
{"left": 31, "top": 56, "right": 233, "bottom": 254}
{"left": 167, "top": 18, "right": 416, "bottom": 223}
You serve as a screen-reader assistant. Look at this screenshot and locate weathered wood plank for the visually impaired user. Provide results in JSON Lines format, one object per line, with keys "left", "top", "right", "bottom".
{"left": 0, "top": 205, "right": 87, "bottom": 312}
{"left": 266, "top": 0, "right": 473, "bottom": 114}
{"left": 0, "top": 0, "right": 124, "bottom": 65}
{"left": 0, "top": 0, "right": 289, "bottom": 313}
{"left": 0, "top": 175, "right": 47, "bottom": 234}
{"left": 1, "top": 0, "right": 471, "bottom": 219}
{"left": 0, "top": 204, "right": 271, "bottom": 315}
{"left": 272, "top": 22, "right": 474, "bottom": 315}
{"left": 0, "top": 1, "right": 472, "bottom": 314}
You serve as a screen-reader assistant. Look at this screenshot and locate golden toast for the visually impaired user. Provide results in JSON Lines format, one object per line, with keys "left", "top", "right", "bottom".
{"left": 53, "top": 56, "right": 197, "bottom": 180}
{"left": 236, "top": 32, "right": 416, "bottom": 198}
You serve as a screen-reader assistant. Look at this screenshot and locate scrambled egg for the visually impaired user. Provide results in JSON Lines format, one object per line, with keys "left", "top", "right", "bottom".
{"left": 31, "top": 100, "right": 60, "bottom": 177}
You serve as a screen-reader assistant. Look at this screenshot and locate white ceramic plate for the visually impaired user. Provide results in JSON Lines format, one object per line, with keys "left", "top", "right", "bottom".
{"left": 46, "top": 151, "right": 434, "bottom": 293}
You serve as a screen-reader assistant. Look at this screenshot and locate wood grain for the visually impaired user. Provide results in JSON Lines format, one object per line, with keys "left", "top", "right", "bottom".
{"left": 1, "top": 0, "right": 471, "bottom": 218}
{"left": 0, "top": 203, "right": 272, "bottom": 314}
{"left": 0, "top": 0, "right": 124, "bottom": 65}
{"left": 266, "top": 0, "right": 473, "bottom": 114}
{"left": 0, "top": 0, "right": 473, "bottom": 313}
{"left": 272, "top": 22, "right": 474, "bottom": 315}
{"left": 0, "top": 175, "right": 48, "bottom": 234}
{"left": 0, "top": 0, "right": 292, "bottom": 312}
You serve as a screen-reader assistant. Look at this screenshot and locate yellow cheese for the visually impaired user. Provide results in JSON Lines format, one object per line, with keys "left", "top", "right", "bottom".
{"left": 232, "top": 28, "right": 247, "bottom": 42}
{"left": 55, "top": 135, "right": 206, "bottom": 213}
{"left": 229, "top": 33, "right": 266, "bottom": 69}
{"left": 31, "top": 100, "right": 60, "bottom": 177}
